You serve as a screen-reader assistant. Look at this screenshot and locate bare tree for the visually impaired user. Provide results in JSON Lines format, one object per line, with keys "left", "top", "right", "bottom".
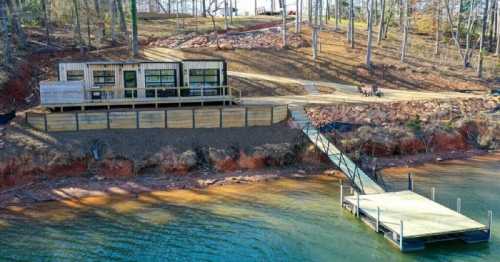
{"left": 497, "top": 0, "right": 500, "bottom": 55}
{"left": 83, "top": 0, "right": 92, "bottom": 48}
{"left": 335, "top": 0, "right": 340, "bottom": 31}
{"left": 131, "top": 0, "right": 139, "bottom": 56}
{"left": 434, "top": 0, "right": 440, "bottom": 55}
{"left": 224, "top": 0, "right": 228, "bottom": 30}
{"left": 366, "top": 0, "right": 374, "bottom": 69}
{"left": 463, "top": 0, "right": 479, "bottom": 67}
{"left": 313, "top": 0, "right": 320, "bottom": 59}
{"left": 94, "top": 0, "right": 105, "bottom": 46}
{"left": 488, "top": 0, "right": 496, "bottom": 51}
{"left": 400, "top": 0, "right": 409, "bottom": 62}
{"left": 281, "top": 0, "right": 287, "bottom": 47}
{"left": 116, "top": 0, "right": 130, "bottom": 48}
{"left": 72, "top": 0, "right": 84, "bottom": 54}
{"left": 296, "top": 0, "right": 300, "bottom": 32}
{"left": 377, "top": 0, "right": 385, "bottom": 45}
{"left": 348, "top": 0, "right": 355, "bottom": 48}
{"left": 41, "top": 0, "right": 50, "bottom": 45}
{"left": 207, "top": 0, "right": 223, "bottom": 48}
{"left": 0, "top": 0, "right": 11, "bottom": 65}
{"left": 110, "top": 0, "right": 118, "bottom": 45}
{"left": 6, "top": 0, "right": 27, "bottom": 48}
{"left": 477, "top": 0, "right": 490, "bottom": 77}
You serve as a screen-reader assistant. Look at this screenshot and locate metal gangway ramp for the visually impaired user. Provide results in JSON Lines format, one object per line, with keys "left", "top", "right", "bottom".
{"left": 289, "top": 106, "right": 492, "bottom": 252}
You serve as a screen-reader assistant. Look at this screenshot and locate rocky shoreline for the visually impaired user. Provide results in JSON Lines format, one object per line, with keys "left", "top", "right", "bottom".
{"left": 0, "top": 165, "right": 336, "bottom": 209}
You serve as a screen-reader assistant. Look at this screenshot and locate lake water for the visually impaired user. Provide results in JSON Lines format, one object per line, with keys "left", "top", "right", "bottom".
{"left": 0, "top": 153, "right": 498, "bottom": 261}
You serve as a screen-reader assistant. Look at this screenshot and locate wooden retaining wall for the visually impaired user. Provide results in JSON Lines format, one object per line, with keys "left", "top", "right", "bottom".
{"left": 26, "top": 105, "right": 289, "bottom": 132}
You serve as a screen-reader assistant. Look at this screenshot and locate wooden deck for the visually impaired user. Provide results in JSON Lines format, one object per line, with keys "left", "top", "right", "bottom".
{"left": 343, "top": 190, "right": 491, "bottom": 251}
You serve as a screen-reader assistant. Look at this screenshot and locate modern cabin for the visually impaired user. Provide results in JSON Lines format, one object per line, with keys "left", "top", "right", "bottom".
{"left": 40, "top": 59, "right": 238, "bottom": 110}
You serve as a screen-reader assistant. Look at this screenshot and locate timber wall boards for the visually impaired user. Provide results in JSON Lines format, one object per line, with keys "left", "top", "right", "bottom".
{"left": 26, "top": 105, "right": 289, "bottom": 132}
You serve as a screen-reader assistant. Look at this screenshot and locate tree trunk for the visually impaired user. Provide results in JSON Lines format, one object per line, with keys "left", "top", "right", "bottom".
{"left": 282, "top": 0, "right": 287, "bottom": 47}
{"left": 313, "top": 0, "right": 320, "bottom": 59}
{"left": 477, "top": 0, "right": 490, "bottom": 78}
{"left": 488, "top": 0, "right": 496, "bottom": 51}
{"left": 308, "top": 0, "right": 313, "bottom": 23}
{"left": 93, "top": 0, "right": 104, "bottom": 46}
{"left": 349, "top": 0, "right": 355, "bottom": 48}
{"left": 229, "top": 0, "right": 233, "bottom": 24}
{"left": 6, "top": 0, "right": 27, "bottom": 48}
{"left": 41, "top": 0, "right": 50, "bottom": 45}
{"left": 335, "top": 0, "right": 339, "bottom": 31}
{"left": 224, "top": 0, "right": 228, "bottom": 30}
{"left": 399, "top": 0, "right": 403, "bottom": 31}
{"left": 116, "top": 0, "right": 129, "bottom": 47}
{"left": 295, "top": 0, "right": 299, "bottom": 31}
{"left": 434, "top": 0, "right": 440, "bottom": 55}
{"left": 0, "top": 1, "right": 11, "bottom": 66}
{"left": 131, "top": 0, "right": 139, "bottom": 57}
{"left": 83, "top": 0, "right": 92, "bottom": 48}
{"left": 110, "top": 0, "right": 118, "bottom": 45}
{"left": 495, "top": 0, "right": 500, "bottom": 56}
{"left": 400, "top": 0, "right": 409, "bottom": 62}
{"left": 464, "top": 0, "right": 478, "bottom": 67}
{"left": 366, "top": 0, "right": 374, "bottom": 69}
{"left": 384, "top": 0, "right": 394, "bottom": 38}
{"left": 72, "top": 0, "right": 84, "bottom": 54}
{"left": 377, "top": 0, "right": 385, "bottom": 45}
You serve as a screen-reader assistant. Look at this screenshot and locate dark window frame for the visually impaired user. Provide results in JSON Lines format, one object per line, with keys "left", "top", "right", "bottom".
{"left": 66, "top": 70, "right": 84, "bottom": 81}
{"left": 93, "top": 70, "right": 115, "bottom": 85}
{"left": 145, "top": 69, "right": 177, "bottom": 98}
{"left": 188, "top": 69, "right": 220, "bottom": 87}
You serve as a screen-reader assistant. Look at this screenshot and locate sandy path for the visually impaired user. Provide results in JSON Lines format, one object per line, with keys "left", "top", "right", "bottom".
{"left": 229, "top": 71, "right": 484, "bottom": 105}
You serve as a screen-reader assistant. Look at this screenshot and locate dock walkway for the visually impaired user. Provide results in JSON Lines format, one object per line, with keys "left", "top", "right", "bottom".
{"left": 289, "top": 106, "right": 384, "bottom": 195}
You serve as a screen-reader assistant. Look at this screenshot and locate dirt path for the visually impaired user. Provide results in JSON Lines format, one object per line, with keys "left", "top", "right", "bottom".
{"left": 229, "top": 71, "right": 485, "bottom": 105}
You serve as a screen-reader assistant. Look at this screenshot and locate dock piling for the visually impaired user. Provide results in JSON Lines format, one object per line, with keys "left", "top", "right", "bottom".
{"left": 399, "top": 220, "right": 404, "bottom": 251}
{"left": 340, "top": 181, "right": 344, "bottom": 206}
{"left": 457, "top": 198, "right": 461, "bottom": 214}
{"left": 431, "top": 187, "right": 436, "bottom": 201}
{"left": 408, "top": 173, "right": 414, "bottom": 191}
{"left": 376, "top": 207, "right": 380, "bottom": 232}
{"left": 488, "top": 211, "right": 493, "bottom": 241}
{"left": 356, "top": 193, "right": 360, "bottom": 218}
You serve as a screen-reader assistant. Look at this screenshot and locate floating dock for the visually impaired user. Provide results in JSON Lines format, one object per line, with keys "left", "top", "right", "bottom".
{"left": 289, "top": 106, "right": 492, "bottom": 252}
{"left": 343, "top": 190, "right": 491, "bottom": 251}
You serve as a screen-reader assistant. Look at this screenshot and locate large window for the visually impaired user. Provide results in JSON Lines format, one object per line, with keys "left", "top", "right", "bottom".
{"left": 66, "top": 70, "right": 84, "bottom": 81}
{"left": 188, "top": 69, "right": 220, "bottom": 96}
{"left": 189, "top": 69, "right": 219, "bottom": 87}
{"left": 93, "top": 70, "right": 115, "bottom": 86}
{"left": 145, "top": 69, "right": 176, "bottom": 98}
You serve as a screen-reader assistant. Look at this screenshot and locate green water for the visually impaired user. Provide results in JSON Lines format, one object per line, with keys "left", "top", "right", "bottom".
{"left": 0, "top": 154, "right": 498, "bottom": 261}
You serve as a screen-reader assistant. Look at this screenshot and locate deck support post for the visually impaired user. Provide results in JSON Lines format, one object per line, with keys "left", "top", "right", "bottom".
{"left": 457, "top": 198, "right": 461, "bottom": 214}
{"left": 431, "top": 187, "right": 436, "bottom": 201}
{"left": 408, "top": 173, "right": 414, "bottom": 191}
{"left": 340, "top": 181, "right": 344, "bottom": 206}
{"left": 399, "top": 220, "right": 404, "bottom": 251}
{"left": 376, "top": 206, "right": 380, "bottom": 232}
{"left": 356, "top": 192, "right": 360, "bottom": 218}
{"left": 488, "top": 210, "right": 493, "bottom": 241}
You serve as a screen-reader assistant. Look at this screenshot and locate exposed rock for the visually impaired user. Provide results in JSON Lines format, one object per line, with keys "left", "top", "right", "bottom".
{"left": 98, "top": 158, "right": 135, "bottom": 178}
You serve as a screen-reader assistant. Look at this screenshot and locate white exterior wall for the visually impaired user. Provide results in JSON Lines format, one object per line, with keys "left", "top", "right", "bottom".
{"left": 58, "top": 62, "right": 181, "bottom": 100}
{"left": 40, "top": 81, "right": 85, "bottom": 105}
{"left": 182, "top": 61, "right": 224, "bottom": 87}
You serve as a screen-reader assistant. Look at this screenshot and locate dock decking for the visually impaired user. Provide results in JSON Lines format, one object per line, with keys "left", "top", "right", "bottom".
{"left": 343, "top": 191, "right": 490, "bottom": 251}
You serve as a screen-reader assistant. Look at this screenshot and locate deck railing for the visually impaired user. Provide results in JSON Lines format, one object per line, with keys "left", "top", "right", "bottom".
{"left": 84, "top": 85, "right": 240, "bottom": 103}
